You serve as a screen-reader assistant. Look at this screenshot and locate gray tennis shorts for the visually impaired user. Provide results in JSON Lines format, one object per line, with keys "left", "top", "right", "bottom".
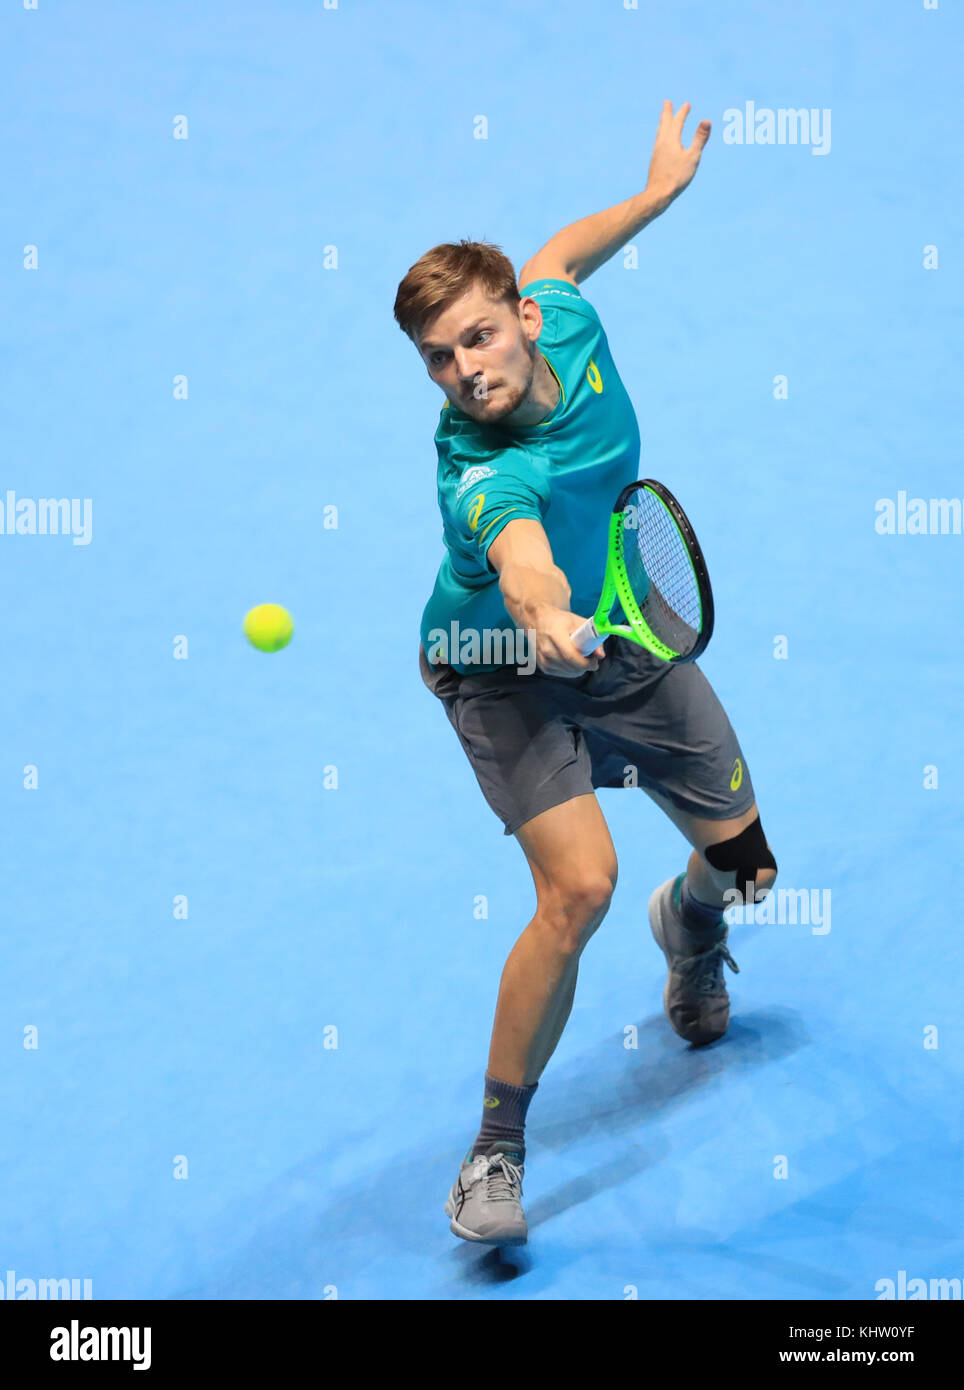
{"left": 419, "top": 636, "right": 757, "bottom": 837}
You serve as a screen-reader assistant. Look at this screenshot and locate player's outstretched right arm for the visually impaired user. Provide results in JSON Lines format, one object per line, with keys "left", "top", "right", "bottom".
{"left": 487, "top": 518, "right": 604, "bottom": 678}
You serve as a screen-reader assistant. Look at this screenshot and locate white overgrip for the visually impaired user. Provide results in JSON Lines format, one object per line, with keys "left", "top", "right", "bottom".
{"left": 571, "top": 616, "right": 602, "bottom": 656}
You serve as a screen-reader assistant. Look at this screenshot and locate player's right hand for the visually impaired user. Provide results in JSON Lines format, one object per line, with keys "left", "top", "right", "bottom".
{"left": 534, "top": 609, "right": 606, "bottom": 678}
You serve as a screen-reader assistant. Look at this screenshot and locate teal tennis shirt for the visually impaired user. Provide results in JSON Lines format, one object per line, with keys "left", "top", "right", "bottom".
{"left": 420, "top": 278, "right": 641, "bottom": 673}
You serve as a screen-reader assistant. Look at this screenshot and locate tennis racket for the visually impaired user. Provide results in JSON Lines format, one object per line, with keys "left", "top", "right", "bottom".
{"left": 570, "top": 478, "right": 713, "bottom": 662}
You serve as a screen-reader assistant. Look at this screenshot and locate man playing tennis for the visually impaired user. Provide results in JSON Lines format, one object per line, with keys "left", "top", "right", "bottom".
{"left": 394, "top": 102, "right": 778, "bottom": 1247}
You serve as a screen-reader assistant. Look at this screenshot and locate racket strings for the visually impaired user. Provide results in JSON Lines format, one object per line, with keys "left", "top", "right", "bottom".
{"left": 621, "top": 491, "right": 702, "bottom": 655}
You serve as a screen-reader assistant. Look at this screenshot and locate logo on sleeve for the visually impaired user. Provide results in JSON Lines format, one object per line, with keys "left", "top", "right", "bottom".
{"left": 467, "top": 494, "right": 485, "bottom": 531}
{"left": 456, "top": 464, "right": 497, "bottom": 499}
{"left": 586, "top": 358, "right": 603, "bottom": 393}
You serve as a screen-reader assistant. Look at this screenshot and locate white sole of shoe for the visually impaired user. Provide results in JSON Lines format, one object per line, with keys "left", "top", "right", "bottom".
{"left": 444, "top": 1189, "right": 527, "bottom": 1246}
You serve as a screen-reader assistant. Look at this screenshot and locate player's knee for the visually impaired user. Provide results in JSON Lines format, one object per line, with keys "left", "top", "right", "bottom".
{"left": 560, "top": 872, "right": 616, "bottom": 923}
{"left": 703, "top": 814, "right": 777, "bottom": 905}
{"left": 542, "top": 867, "right": 616, "bottom": 950}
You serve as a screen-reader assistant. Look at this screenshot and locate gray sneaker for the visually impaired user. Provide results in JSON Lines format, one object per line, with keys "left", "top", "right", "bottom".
{"left": 648, "top": 874, "right": 740, "bottom": 1045}
{"left": 444, "top": 1148, "right": 527, "bottom": 1246}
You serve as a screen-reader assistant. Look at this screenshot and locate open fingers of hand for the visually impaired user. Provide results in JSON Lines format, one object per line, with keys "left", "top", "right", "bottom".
{"left": 672, "top": 101, "right": 691, "bottom": 138}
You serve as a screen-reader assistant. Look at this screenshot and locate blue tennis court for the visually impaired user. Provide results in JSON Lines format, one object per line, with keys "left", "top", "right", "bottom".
{"left": 3, "top": 0, "right": 962, "bottom": 1301}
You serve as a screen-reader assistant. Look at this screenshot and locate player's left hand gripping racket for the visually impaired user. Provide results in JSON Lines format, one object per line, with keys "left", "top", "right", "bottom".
{"left": 571, "top": 478, "right": 714, "bottom": 662}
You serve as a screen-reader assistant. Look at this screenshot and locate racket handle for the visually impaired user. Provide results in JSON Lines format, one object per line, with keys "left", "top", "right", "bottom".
{"left": 571, "top": 617, "right": 603, "bottom": 656}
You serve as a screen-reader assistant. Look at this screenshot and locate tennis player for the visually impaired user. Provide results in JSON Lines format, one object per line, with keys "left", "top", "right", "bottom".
{"left": 394, "top": 102, "right": 778, "bottom": 1247}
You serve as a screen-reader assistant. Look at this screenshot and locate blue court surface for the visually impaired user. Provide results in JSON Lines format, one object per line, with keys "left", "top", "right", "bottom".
{"left": 3, "top": 1, "right": 962, "bottom": 1301}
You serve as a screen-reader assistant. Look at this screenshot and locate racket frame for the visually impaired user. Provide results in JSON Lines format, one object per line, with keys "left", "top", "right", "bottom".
{"left": 574, "top": 478, "right": 714, "bottom": 663}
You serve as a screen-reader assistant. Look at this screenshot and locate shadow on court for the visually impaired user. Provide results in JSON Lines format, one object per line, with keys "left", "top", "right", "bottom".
{"left": 173, "top": 1007, "right": 807, "bottom": 1297}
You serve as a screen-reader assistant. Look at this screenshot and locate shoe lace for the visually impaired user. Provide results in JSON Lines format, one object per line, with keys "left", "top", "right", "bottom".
{"left": 478, "top": 1152, "right": 524, "bottom": 1202}
{"left": 684, "top": 941, "right": 740, "bottom": 996}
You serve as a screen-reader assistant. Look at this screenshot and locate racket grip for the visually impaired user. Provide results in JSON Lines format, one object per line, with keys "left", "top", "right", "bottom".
{"left": 571, "top": 617, "right": 603, "bottom": 656}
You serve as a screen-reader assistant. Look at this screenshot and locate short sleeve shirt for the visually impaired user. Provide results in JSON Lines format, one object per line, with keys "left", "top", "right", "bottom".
{"left": 420, "top": 279, "right": 641, "bottom": 672}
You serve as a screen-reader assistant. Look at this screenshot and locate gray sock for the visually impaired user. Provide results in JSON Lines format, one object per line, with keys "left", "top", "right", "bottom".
{"left": 471, "top": 1072, "right": 538, "bottom": 1163}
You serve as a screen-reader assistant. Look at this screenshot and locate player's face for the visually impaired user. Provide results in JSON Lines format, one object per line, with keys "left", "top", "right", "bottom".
{"left": 418, "top": 285, "right": 539, "bottom": 424}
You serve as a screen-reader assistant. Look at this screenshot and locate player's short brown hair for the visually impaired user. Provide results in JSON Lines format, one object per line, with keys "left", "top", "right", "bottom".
{"left": 393, "top": 239, "right": 521, "bottom": 347}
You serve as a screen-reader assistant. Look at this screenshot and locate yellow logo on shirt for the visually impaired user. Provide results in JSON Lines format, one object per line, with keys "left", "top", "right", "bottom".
{"left": 586, "top": 358, "right": 603, "bottom": 393}
{"left": 730, "top": 759, "right": 743, "bottom": 791}
{"left": 467, "top": 493, "right": 485, "bottom": 531}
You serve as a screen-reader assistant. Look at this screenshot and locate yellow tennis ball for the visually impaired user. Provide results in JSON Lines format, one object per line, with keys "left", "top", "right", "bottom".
{"left": 243, "top": 603, "right": 294, "bottom": 652}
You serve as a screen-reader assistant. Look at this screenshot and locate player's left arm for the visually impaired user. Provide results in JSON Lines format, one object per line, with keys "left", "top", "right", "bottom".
{"left": 518, "top": 100, "right": 711, "bottom": 289}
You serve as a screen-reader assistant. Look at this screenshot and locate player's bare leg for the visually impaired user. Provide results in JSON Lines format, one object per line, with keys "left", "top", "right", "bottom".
{"left": 443, "top": 793, "right": 616, "bottom": 1245}
{"left": 485, "top": 793, "right": 618, "bottom": 1089}
{"left": 642, "top": 791, "right": 777, "bottom": 904}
